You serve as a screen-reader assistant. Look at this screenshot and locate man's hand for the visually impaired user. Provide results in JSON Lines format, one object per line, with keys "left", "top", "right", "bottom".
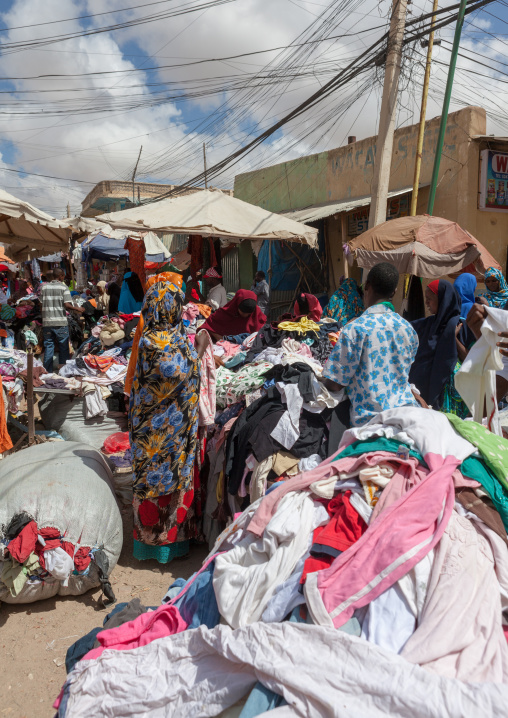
{"left": 466, "top": 303, "right": 488, "bottom": 340}
{"left": 412, "top": 389, "right": 429, "bottom": 409}
{"left": 498, "top": 331, "right": 508, "bottom": 358}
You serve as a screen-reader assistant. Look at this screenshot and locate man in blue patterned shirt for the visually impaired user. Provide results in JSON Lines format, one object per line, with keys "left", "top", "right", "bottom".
{"left": 323, "top": 263, "right": 424, "bottom": 427}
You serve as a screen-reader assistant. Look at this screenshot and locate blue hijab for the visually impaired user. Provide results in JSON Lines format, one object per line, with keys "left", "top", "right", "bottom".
{"left": 454, "top": 273, "right": 476, "bottom": 320}
{"left": 119, "top": 271, "right": 144, "bottom": 314}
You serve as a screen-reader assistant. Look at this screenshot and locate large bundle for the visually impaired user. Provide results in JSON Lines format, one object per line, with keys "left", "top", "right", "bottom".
{"left": 0, "top": 441, "right": 123, "bottom": 604}
{"left": 55, "top": 407, "right": 508, "bottom": 716}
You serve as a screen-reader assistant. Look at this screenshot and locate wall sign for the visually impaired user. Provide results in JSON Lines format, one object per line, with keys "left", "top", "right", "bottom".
{"left": 479, "top": 149, "right": 508, "bottom": 211}
{"left": 347, "top": 194, "right": 409, "bottom": 236}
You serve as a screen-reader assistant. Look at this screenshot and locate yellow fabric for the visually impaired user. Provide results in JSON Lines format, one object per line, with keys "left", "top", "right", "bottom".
{"left": 277, "top": 317, "right": 320, "bottom": 335}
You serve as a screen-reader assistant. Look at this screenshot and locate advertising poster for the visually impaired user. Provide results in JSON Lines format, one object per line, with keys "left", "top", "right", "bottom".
{"left": 479, "top": 149, "right": 508, "bottom": 211}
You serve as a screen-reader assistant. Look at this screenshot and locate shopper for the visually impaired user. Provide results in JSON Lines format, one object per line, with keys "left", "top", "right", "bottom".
{"left": 203, "top": 267, "right": 227, "bottom": 310}
{"left": 251, "top": 270, "right": 270, "bottom": 315}
{"left": 41, "top": 267, "right": 84, "bottom": 372}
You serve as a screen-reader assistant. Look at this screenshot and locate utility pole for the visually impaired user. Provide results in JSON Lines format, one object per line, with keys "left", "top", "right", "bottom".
{"left": 132, "top": 145, "right": 143, "bottom": 204}
{"left": 368, "top": 0, "right": 408, "bottom": 229}
{"left": 427, "top": 0, "right": 467, "bottom": 214}
{"left": 66, "top": 201, "right": 71, "bottom": 218}
{"left": 411, "top": 0, "right": 439, "bottom": 215}
{"left": 203, "top": 142, "right": 208, "bottom": 189}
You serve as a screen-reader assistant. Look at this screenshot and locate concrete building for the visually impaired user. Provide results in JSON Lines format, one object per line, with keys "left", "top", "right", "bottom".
{"left": 81, "top": 180, "right": 232, "bottom": 217}
{"left": 234, "top": 106, "right": 508, "bottom": 295}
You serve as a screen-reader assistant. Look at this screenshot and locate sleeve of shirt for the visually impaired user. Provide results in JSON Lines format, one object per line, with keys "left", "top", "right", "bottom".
{"left": 323, "top": 325, "right": 362, "bottom": 386}
{"left": 62, "top": 288, "right": 72, "bottom": 304}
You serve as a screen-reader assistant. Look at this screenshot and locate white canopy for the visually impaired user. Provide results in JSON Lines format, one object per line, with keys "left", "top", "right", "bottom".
{"left": 0, "top": 188, "right": 71, "bottom": 260}
{"left": 98, "top": 188, "right": 318, "bottom": 246}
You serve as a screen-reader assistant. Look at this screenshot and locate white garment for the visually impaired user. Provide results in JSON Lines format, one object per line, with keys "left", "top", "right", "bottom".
{"left": 271, "top": 382, "right": 303, "bottom": 450}
{"left": 62, "top": 622, "right": 508, "bottom": 718}
{"left": 249, "top": 456, "right": 273, "bottom": 503}
{"left": 298, "top": 454, "right": 321, "bottom": 472}
{"left": 342, "top": 406, "right": 476, "bottom": 462}
{"left": 361, "top": 581, "right": 416, "bottom": 655}
{"left": 213, "top": 493, "right": 326, "bottom": 627}
{"left": 261, "top": 550, "right": 308, "bottom": 623}
{"left": 206, "top": 284, "right": 227, "bottom": 309}
{"left": 303, "top": 374, "right": 344, "bottom": 413}
{"left": 83, "top": 385, "right": 108, "bottom": 419}
{"left": 44, "top": 546, "right": 74, "bottom": 586}
{"left": 455, "top": 306, "right": 506, "bottom": 436}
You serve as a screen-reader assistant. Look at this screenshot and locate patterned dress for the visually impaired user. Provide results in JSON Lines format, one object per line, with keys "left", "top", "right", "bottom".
{"left": 129, "top": 281, "right": 199, "bottom": 563}
{"left": 323, "top": 279, "right": 364, "bottom": 327}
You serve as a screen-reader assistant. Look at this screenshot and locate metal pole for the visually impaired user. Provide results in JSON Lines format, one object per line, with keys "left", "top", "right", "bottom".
{"left": 427, "top": 0, "right": 467, "bottom": 215}
{"left": 203, "top": 143, "right": 208, "bottom": 189}
{"left": 368, "top": 0, "right": 409, "bottom": 229}
{"left": 411, "top": 0, "right": 439, "bottom": 216}
{"left": 27, "top": 349, "right": 35, "bottom": 446}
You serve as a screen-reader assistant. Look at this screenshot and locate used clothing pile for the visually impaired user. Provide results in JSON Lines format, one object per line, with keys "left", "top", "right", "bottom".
{"left": 56, "top": 406, "right": 508, "bottom": 717}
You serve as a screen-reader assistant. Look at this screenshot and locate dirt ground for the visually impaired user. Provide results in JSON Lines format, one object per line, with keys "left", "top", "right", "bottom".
{"left": 0, "top": 506, "right": 209, "bottom": 718}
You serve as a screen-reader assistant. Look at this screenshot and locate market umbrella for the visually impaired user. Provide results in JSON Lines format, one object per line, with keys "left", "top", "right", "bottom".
{"left": 347, "top": 214, "right": 500, "bottom": 279}
{"left": 0, "top": 188, "right": 71, "bottom": 259}
{"left": 97, "top": 188, "right": 318, "bottom": 246}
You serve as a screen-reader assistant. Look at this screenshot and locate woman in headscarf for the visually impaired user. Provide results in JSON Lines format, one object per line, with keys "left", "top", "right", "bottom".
{"left": 323, "top": 278, "right": 364, "bottom": 327}
{"left": 96, "top": 280, "right": 110, "bottom": 314}
{"left": 409, "top": 279, "right": 469, "bottom": 416}
{"left": 201, "top": 288, "right": 266, "bottom": 341}
{"left": 108, "top": 276, "right": 122, "bottom": 315}
{"left": 119, "top": 271, "right": 144, "bottom": 314}
{"left": 129, "top": 278, "right": 200, "bottom": 563}
{"left": 279, "top": 292, "right": 323, "bottom": 323}
{"left": 454, "top": 273, "right": 477, "bottom": 319}
{"left": 478, "top": 267, "right": 508, "bottom": 309}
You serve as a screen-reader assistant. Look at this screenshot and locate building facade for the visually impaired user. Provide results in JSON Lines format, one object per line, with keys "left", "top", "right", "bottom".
{"left": 234, "top": 106, "right": 508, "bottom": 296}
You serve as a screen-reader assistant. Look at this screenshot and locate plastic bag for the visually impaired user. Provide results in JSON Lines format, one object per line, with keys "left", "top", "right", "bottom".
{"left": 103, "top": 432, "right": 130, "bottom": 454}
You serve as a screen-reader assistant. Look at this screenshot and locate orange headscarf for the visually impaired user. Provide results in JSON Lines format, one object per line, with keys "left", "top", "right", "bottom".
{"left": 124, "top": 273, "right": 183, "bottom": 396}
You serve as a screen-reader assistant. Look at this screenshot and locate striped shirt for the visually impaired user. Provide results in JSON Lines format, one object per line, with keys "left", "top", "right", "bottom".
{"left": 41, "top": 281, "right": 72, "bottom": 327}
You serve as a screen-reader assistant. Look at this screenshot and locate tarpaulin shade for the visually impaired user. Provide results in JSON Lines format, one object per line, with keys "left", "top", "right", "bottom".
{"left": 82, "top": 231, "right": 171, "bottom": 263}
{"left": 98, "top": 188, "right": 318, "bottom": 246}
{"left": 0, "top": 188, "right": 71, "bottom": 259}
{"left": 348, "top": 215, "right": 501, "bottom": 279}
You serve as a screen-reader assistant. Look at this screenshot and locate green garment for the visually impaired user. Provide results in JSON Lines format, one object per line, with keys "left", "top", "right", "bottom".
{"left": 331, "top": 437, "right": 425, "bottom": 466}
{"left": 216, "top": 361, "right": 272, "bottom": 408}
{"left": 446, "top": 413, "right": 508, "bottom": 491}
{"left": 461, "top": 456, "right": 508, "bottom": 534}
{"left": 2, "top": 553, "right": 41, "bottom": 597}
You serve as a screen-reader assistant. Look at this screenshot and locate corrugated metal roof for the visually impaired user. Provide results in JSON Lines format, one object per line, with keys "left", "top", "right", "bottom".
{"left": 279, "top": 186, "right": 416, "bottom": 223}
{"left": 473, "top": 135, "right": 508, "bottom": 141}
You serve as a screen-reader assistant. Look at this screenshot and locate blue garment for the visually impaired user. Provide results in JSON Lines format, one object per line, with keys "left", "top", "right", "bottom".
{"left": 43, "top": 325, "right": 70, "bottom": 372}
{"left": 323, "top": 304, "right": 419, "bottom": 426}
{"left": 65, "top": 602, "right": 129, "bottom": 673}
{"left": 454, "top": 273, "right": 477, "bottom": 320}
{"left": 118, "top": 271, "right": 143, "bottom": 314}
{"left": 239, "top": 683, "right": 286, "bottom": 717}
{"left": 163, "top": 559, "right": 220, "bottom": 629}
{"left": 224, "top": 333, "right": 250, "bottom": 344}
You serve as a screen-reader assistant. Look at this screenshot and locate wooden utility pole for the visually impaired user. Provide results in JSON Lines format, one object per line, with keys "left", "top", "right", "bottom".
{"left": 411, "top": 0, "right": 439, "bottom": 215}
{"left": 368, "top": 0, "right": 408, "bottom": 229}
{"left": 132, "top": 145, "right": 143, "bottom": 203}
{"left": 66, "top": 202, "right": 71, "bottom": 218}
{"left": 203, "top": 143, "right": 208, "bottom": 189}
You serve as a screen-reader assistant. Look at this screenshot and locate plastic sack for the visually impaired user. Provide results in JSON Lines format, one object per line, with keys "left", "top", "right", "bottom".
{"left": 0, "top": 441, "right": 123, "bottom": 604}
{"left": 103, "top": 432, "right": 130, "bottom": 454}
{"left": 38, "top": 393, "right": 127, "bottom": 450}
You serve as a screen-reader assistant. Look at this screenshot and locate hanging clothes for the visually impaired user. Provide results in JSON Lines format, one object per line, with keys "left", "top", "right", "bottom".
{"left": 124, "top": 237, "right": 146, "bottom": 289}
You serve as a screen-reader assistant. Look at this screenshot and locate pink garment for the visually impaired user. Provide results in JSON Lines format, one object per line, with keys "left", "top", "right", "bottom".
{"left": 82, "top": 603, "right": 187, "bottom": 661}
{"left": 183, "top": 303, "right": 200, "bottom": 322}
{"left": 198, "top": 330, "right": 216, "bottom": 427}
{"left": 401, "top": 512, "right": 508, "bottom": 682}
{"left": 248, "top": 450, "right": 424, "bottom": 537}
{"left": 216, "top": 414, "right": 242, "bottom": 451}
{"left": 296, "top": 343, "right": 313, "bottom": 358}
{"left": 217, "top": 340, "right": 242, "bottom": 358}
{"left": 304, "top": 453, "right": 459, "bottom": 629}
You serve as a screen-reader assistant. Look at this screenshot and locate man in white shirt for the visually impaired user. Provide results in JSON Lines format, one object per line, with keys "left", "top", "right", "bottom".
{"left": 251, "top": 270, "right": 270, "bottom": 315}
{"left": 204, "top": 267, "right": 227, "bottom": 310}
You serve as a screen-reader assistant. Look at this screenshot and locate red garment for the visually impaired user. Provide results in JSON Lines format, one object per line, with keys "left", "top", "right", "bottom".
{"left": 84, "top": 355, "right": 116, "bottom": 372}
{"left": 201, "top": 289, "right": 267, "bottom": 336}
{"left": 188, "top": 235, "right": 203, "bottom": 281}
{"left": 301, "top": 492, "right": 367, "bottom": 583}
{"left": 74, "top": 546, "right": 92, "bottom": 571}
{"left": 119, "top": 313, "right": 134, "bottom": 322}
{"left": 35, "top": 527, "right": 63, "bottom": 570}
{"left": 428, "top": 280, "right": 440, "bottom": 295}
{"left": 295, "top": 293, "right": 323, "bottom": 322}
{"left": 7, "top": 521, "right": 38, "bottom": 564}
{"left": 124, "top": 237, "right": 146, "bottom": 289}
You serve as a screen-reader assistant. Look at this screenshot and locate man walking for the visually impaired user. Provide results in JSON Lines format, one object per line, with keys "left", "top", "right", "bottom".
{"left": 251, "top": 270, "right": 270, "bottom": 315}
{"left": 41, "top": 268, "right": 83, "bottom": 372}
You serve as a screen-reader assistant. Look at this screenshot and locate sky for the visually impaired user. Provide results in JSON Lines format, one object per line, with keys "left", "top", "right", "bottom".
{"left": 0, "top": 0, "right": 508, "bottom": 216}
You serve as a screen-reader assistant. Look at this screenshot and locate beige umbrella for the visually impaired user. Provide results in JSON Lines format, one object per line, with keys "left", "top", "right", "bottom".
{"left": 347, "top": 215, "right": 500, "bottom": 279}
{"left": 0, "top": 189, "right": 71, "bottom": 260}
{"left": 98, "top": 188, "right": 318, "bottom": 246}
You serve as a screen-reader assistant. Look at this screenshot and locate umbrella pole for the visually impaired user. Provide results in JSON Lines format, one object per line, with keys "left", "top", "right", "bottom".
{"left": 427, "top": 0, "right": 468, "bottom": 215}
{"left": 26, "top": 348, "right": 35, "bottom": 447}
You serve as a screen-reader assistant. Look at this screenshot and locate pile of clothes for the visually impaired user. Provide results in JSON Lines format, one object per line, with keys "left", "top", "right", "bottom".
{"left": 55, "top": 406, "right": 508, "bottom": 717}
{"left": 0, "top": 512, "right": 102, "bottom": 598}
